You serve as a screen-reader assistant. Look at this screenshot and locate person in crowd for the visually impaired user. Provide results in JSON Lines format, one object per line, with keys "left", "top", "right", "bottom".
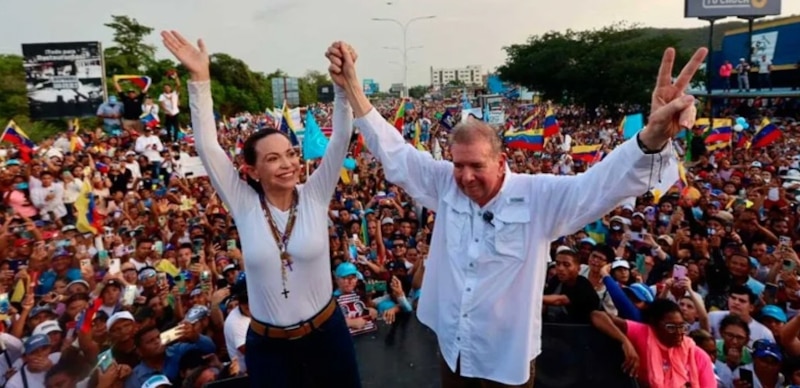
{"left": 325, "top": 39, "right": 708, "bottom": 386}
{"left": 591, "top": 299, "right": 717, "bottom": 387}
{"left": 160, "top": 31, "right": 361, "bottom": 387}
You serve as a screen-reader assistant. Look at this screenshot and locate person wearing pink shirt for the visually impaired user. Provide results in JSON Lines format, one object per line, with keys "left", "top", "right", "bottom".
{"left": 719, "top": 60, "right": 733, "bottom": 92}
{"left": 591, "top": 299, "right": 716, "bottom": 388}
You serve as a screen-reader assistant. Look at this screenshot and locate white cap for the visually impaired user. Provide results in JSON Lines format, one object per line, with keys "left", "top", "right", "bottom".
{"left": 611, "top": 260, "right": 630, "bottom": 270}
{"left": 106, "top": 311, "right": 135, "bottom": 330}
{"left": 32, "top": 320, "right": 62, "bottom": 336}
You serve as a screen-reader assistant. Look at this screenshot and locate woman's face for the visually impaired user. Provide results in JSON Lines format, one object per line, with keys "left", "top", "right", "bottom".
{"left": 654, "top": 311, "right": 687, "bottom": 347}
{"left": 678, "top": 297, "right": 697, "bottom": 322}
{"left": 720, "top": 324, "right": 748, "bottom": 352}
{"left": 246, "top": 134, "right": 301, "bottom": 192}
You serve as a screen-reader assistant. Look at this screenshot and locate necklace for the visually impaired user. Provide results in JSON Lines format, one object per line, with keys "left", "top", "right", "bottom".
{"left": 259, "top": 189, "right": 299, "bottom": 299}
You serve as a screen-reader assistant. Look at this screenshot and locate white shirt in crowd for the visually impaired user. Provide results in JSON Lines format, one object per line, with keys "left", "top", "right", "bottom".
{"left": 158, "top": 92, "right": 180, "bottom": 116}
{"left": 125, "top": 160, "right": 142, "bottom": 182}
{"left": 63, "top": 179, "right": 83, "bottom": 204}
{"left": 5, "top": 352, "right": 60, "bottom": 388}
{"left": 224, "top": 306, "right": 250, "bottom": 373}
{"left": 30, "top": 182, "right": 67, "bottom": 220}
{"left": 189, "top": 81, "right": 352, "bottom": 326}
{"left": 0, "top": 334, "right": 23, "bottom": 387}
{"left": 134, "top": 135, "right": 164, "bottom": 163}
{"left": 142, "top": 102, "right": 160, "bottom": 117}
{"left": 353, "top": 106, "right": 678, "bottom": 385}
{"left": 708, "top": 310, "right": 774, "bottom": 347}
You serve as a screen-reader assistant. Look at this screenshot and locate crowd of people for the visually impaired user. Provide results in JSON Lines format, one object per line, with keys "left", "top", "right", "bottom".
{"left": 1, "top": 40, "right": 800, "bottom": 388}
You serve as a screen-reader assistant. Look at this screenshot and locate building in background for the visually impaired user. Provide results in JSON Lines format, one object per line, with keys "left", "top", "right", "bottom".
{"left": 430, "top": 65, "right": 484, "bottom": 88}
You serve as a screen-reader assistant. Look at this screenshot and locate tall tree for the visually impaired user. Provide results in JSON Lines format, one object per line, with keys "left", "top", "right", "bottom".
{"left": 0, "top": 55, "right": 28, "bottom": 120}
{"left": 103, "top": 15, "right": 156, "bottom": 74}
{"left": 298, "top": 70, "right": 331, "bottom": 106}
{"left": 498, "top": 23, "right": 693, "bottom": 111}
{"left": 408, "top": 85, "right": 428, "bottom": 99}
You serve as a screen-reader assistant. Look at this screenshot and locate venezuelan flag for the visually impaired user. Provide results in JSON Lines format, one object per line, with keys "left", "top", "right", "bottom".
{"left": 505, "top": 129, "right": 544, "bottom": 151}
{"left": 140, "top": 112, "right": 159, "bottom": 129}
{"left": 75, "top": 180, "right": 103, "bottom": 234}
{"left": 543, "top": 108, "right": 560, "bottom": 137}
{"left": 393, "top": 99, "right": 406, "bottom": 132}
{"left": 735, "top": 132, "right": 750, "bottom": 149}
{"left": 113, "top": 75, "right": 152, "bottom": 90}
{"left": 1, "top": 120, "right": 35, "bottom": 162}
{"left": 279, "top": 101, "right": 300, "bottom": 147}
{"left": 571, "top": 144, "right": 603, "bottom": 164}
{"left": 751, "top": 119, "right": 781, "bottom": 148}
{"left": 704, "top": 126, "right": 733, "bottom": 151}
{"left": 413, "top": 121, "right": 426, "bottom": 151}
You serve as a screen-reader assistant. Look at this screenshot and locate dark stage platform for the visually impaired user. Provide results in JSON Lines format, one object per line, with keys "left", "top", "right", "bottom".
{"left": 211, "top": 318, "right": 638, "bottom": 387}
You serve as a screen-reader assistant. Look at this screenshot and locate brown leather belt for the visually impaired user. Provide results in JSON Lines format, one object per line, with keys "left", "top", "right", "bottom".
{"left": 250, "top": 298, "right": 337, "bottom": 340}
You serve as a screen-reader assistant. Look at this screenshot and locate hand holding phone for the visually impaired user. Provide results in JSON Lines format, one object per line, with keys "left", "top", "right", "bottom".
{"left": 673, "top": 265, "right": 688, "bottom": 280}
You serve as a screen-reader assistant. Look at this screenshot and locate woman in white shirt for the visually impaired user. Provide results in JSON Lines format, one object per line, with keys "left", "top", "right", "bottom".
{"left": 161, "top": 31, "right": 361, "bottom": 387}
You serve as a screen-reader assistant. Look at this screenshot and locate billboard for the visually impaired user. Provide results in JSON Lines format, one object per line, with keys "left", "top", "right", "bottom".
{"left": 22, "top": 41, "right": 106, "bottom": 120}
{"left": 317, "top": 84, "right": 334, "bottom": 103}
{"left": 685, "top": 0, "right": 782, "bottom": 18}
{"left": 362, "top": 79, "right": 379, "bottom": 96}
{"left": 271, "top": 77, "right": 300, "bottom": 107}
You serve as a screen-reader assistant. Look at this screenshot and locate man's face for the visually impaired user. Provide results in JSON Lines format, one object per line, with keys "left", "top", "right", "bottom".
{"left": 451, "top": 140, "right": 504, "bottom": 204}
{"left": 138, "top": 329, "right": 165, "bottom": 358}
{"left": 727, "top": 292, "right": 753, "bottom": 317}
{"left": 554, "top": 254, "right": 579, "bottom": 282}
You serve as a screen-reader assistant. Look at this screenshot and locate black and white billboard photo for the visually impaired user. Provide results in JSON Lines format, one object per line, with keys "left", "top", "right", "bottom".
{"left": 21, "top": 41, "right": 106, "bottom": 120}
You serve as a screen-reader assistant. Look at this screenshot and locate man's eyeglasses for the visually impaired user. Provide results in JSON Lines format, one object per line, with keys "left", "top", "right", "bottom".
{"left": 721, "top": 331, "right": 748, "bottom": 342}
{"left": 664, "top": 323, "right": 691, "bottom": 334}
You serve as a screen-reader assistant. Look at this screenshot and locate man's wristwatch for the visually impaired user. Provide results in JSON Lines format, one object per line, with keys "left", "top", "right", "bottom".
{"left": 636, "top": 134, "right": 666, "bottom": 154}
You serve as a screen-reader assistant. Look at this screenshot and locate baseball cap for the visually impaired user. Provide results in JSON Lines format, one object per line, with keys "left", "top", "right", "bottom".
{"left": 381, "top": 217, "right": 394, "bottom": 225}
{"left": 142, "top": 374, "right": 172, "bottom": 388}
{"left": 752, "top": 339, "right": 782, "bottom": 361}
{"left": 185, "top": 305, "right": 210, "bottom": 324}
{"left": 189, "top": 288, "right": 204, "bottom": 298}
{"left": 625, "top": 283, "right": 655, "bottom": 304}
{"left": 222, "top": 264, "right": 238, "bottom": 274}
{"left": 761, "top": 305, "right": 788, "bottom": 323}
{"left": 335, "top": 262, "right": 361, "bottom": 279}
{"left": 29, "top": 305, "right": 54, "bottom": 319}
{"left": 106, "top": 311, "right": 135, "bottom": 330}
{"left": 611, "top": 260, "right": 630, "bottom": 270}
{"left": 579, "top": 237, "right": 596, "bottom": 246}
{"left": 23, "top": 334, "right": 50, "bottom": 355}
{"left": 33, "top": 320, "right": 62, "bottom": 336}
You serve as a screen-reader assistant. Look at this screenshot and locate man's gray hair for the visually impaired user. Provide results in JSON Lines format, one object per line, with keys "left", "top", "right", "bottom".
{"left": 449, "top": 120, "right": 503, "bottom": 156}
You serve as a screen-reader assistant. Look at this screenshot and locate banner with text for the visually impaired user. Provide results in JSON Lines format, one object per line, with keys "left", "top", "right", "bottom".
{"left": 21, "top": 41, "right": 106, "bottom": 120}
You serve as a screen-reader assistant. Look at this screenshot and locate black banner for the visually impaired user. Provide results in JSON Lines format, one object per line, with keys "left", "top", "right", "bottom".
{"left": 21, "top": 41, "right": 106, "bottom": 120}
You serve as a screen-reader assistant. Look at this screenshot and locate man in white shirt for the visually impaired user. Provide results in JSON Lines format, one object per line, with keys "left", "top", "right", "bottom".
{"left": 757, "top": 55, "right": 772, "bottom": 91}
{"left": 5, "top": 334, "right": 59, "bottom": 388}
{"left": 327, "top": 42, "right": 706, "bottom": 386}
{"left": 134, "top": 127, "right": 164, "bottom": 176}
{"left": 708, "top": 284, "right": 774, "bottom": 347}
{"left": 30, "top": 171, "right": 67, "bottom": 222}
{"left": 158, "top": 77, "right": 181, "bottom": 142}
{"left": 224, "top": 279, "right": 250, "bottom": 374}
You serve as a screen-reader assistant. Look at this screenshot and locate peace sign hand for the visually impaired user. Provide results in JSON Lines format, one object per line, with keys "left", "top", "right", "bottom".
{"left": 640, "top": 47, "right": 708, "bottom": 150}
{"left": 160, "top": 31, "right": 210, "bottom": 81}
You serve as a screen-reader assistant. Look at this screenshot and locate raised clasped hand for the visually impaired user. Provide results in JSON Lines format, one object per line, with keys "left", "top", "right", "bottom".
{"left": 325, "top": 41, "right": 359, "bottom": 90}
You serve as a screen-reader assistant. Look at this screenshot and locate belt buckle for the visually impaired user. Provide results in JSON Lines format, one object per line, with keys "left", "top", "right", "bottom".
{"left": 283, "top": 323, "right": 305, "bottom": 340}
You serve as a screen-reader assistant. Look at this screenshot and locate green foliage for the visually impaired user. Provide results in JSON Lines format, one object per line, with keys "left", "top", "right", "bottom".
{"left": 408, "top": 85, "right": 428, "bottom": 99}
{"left": 103, "top": 15, "right": 156, "bottom": 74}
{"left": 0, "top": 15, "right": 325, "bottom": 140}
{"left": 498, "top": 22, "right": 696, "bottom": 109}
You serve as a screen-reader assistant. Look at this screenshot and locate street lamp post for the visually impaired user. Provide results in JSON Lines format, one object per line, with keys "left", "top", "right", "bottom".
{"left": 372, "top": 15, "right": 436, "bottom": 97}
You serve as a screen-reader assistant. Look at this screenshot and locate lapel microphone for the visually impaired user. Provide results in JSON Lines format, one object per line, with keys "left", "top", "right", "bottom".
{"left": 482, "top": 211, "right": 495, "bottom": 227}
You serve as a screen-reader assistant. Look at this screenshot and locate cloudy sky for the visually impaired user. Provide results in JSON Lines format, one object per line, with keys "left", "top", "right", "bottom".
{"left": 1, "top": 0, "right": 798, "bottom": 88}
